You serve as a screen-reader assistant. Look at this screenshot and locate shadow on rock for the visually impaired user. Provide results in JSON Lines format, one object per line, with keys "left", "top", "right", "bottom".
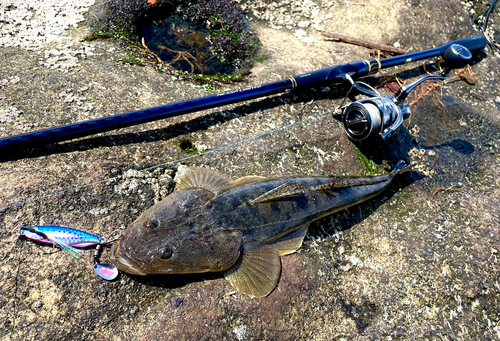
{"left": 353, "top": 127, "right": 474, "bottom": 168}
{"left": 421, "top": 138, "right": 474, "bottom": 154}
{"left": 0, "top": 86, "right": 340, "bottom": 162}
{"left": 123, "top": 269, "right": 224, "bottom": 289}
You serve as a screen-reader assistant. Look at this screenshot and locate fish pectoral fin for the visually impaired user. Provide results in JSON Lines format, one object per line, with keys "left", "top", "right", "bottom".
{"left": 274, "top": 224, "right": 309, "bottom": 256}
{"left": 224, "top": 244, "right": 281, "bottom": 298}
{"left": 245, "top": 182, "right": 305, "bottom": 206}
{"left": 174, "top": 165, "right": 234, "bottom": 193}
{"left": 233, "top": 175, "right": 267, "bottom": 185}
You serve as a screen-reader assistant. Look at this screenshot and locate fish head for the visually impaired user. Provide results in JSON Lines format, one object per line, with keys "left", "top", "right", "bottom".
{"left": 110, "top": 188, "right": 242, "bottom": 275}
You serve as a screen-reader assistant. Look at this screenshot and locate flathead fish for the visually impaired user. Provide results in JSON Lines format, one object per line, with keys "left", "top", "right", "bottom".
{"left": 111, "top": 161, "right": 413, "bottom": 297}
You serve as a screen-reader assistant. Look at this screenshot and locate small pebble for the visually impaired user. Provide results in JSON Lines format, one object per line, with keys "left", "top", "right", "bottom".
{"left": 170, "top": 296, "right": 184, "bottom": 307}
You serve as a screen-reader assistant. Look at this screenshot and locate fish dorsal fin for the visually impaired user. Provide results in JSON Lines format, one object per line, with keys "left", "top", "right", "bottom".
{"left": 224, "top": 244, "right": 281, "bottom": 298}
{"left": 174, "top": 165, "right": 234, "bottom": 193}
{"left": 273, "top": 224, "right": 309, "bottom": 256}
{"left": 245, "top": 182, "right": 305, "bottom": 206}
{"left": 233, "top": 175, "right": 267, "bottom": 186}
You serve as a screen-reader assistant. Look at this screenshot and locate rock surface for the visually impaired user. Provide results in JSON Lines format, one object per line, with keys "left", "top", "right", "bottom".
{"left": 1, "top": 0, "right": 499, "bottom": 340}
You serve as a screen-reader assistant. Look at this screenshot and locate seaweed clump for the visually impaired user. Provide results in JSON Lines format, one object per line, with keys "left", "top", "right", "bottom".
{"left": 88, "top": 0, "right": 259, "bottom": 75}
{"left": 182, "top": 0, "right": 258, "bottom": 71}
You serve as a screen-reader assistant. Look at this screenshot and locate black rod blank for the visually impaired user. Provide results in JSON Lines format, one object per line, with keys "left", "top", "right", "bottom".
{"left": 0, "top": 35, "right": 487, "bottom": 150}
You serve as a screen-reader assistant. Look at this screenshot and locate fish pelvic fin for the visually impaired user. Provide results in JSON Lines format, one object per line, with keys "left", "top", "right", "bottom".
{"left": 174, "top": 165, "right": 234, "bottom": 193}
{"left": 224, "top": 244, "right": 281, "bottom": 298}
{"left": 274, "top": 224, "right": 309, "bottom": 256}
{"left": 245, "top": 182, "right": 305, "bottom": 206}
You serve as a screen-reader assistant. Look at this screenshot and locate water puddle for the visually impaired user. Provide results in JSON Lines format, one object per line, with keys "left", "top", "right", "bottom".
{"left": 141, "top": 15, "right": 235, "bottom": 75}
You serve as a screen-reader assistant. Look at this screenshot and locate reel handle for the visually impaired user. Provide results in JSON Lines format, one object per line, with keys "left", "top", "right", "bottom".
{"left": 394, "top": 44, "right": 471, "bottom": 103}
{"left": 394, "top": 74, "right": 447, "bottom": 103}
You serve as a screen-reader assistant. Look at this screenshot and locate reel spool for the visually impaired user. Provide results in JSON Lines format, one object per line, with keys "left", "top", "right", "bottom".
{"left": 340, "top": 85, "right": 407, "bottom": 141}
{"left": 335, "top": 43, "right": 472, "bottom": 142}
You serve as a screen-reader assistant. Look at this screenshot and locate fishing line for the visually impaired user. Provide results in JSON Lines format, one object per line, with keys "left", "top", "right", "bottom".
{"left": 0, "top": 109, "right": 334, "bottom": 212}
{"left": 139, "top": 109, "right": 334, "bottom": 173}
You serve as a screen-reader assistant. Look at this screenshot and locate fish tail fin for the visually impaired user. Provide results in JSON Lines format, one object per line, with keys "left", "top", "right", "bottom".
{"left": 391, "top": 159, "right": 424, "bottom": 176}
{"left": 392, "top": 160, "right": 408, "bottom": 174}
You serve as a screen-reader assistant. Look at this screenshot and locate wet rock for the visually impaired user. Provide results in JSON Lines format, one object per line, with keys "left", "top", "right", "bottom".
{"left": 0, "top": 0, "right": 499, "bottom": 340}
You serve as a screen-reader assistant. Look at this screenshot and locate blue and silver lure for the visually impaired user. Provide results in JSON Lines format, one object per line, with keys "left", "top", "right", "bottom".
{"left": 15, "top": 225, "right": 119, "bottom": 281}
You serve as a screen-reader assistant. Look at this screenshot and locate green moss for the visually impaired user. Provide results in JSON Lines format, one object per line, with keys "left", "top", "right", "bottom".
{"left": 212, "top": 28, "right": 242, "bottom": 42}
{"left": 203, "top": 84, "right": 217, "bottom": 92}
{"left": 179, "top": 139, "right": 206, "bottom": 155}
{"left": 255, "top": 53, "right": 268, "bottom": 63}
{"left": 190, "top": 70, "right": 247, "bottom": 84}
{"left": 122, "top": 51, "right": 146, "bottom": 66}
{"left": 355, "top": 149, "right": 379, "bottom": 176}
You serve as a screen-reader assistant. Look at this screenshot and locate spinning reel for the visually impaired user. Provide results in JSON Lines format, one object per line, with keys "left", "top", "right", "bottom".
{"left": 334, "top": 44, "right": 473, "bottom": 141}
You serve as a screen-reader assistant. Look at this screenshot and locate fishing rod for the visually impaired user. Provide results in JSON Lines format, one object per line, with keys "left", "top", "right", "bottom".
{"left": 0, "top": 35, "right": 488, "bottom": 150}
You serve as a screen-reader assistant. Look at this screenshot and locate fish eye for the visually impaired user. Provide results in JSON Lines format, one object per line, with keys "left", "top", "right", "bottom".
{"left": 162, "top": 246, "right": 173, "bottom": 260}
{"left": 144, "top": 219, "right": 160, "bottom": 229}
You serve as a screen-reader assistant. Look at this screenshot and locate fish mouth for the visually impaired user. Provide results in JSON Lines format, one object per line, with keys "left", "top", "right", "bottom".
{"left": 110, "top": 240, "right": 147, "bottom": 276}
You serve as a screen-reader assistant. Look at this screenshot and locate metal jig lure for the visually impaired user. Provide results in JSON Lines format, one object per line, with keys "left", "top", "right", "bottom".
{"left": 15, "top": 225, "right": 119, "bottom": 281}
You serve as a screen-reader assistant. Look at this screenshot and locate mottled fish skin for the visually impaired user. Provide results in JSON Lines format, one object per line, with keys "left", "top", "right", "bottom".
{"left": 111, "top": 161, "right": 413, "bottom": 297}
